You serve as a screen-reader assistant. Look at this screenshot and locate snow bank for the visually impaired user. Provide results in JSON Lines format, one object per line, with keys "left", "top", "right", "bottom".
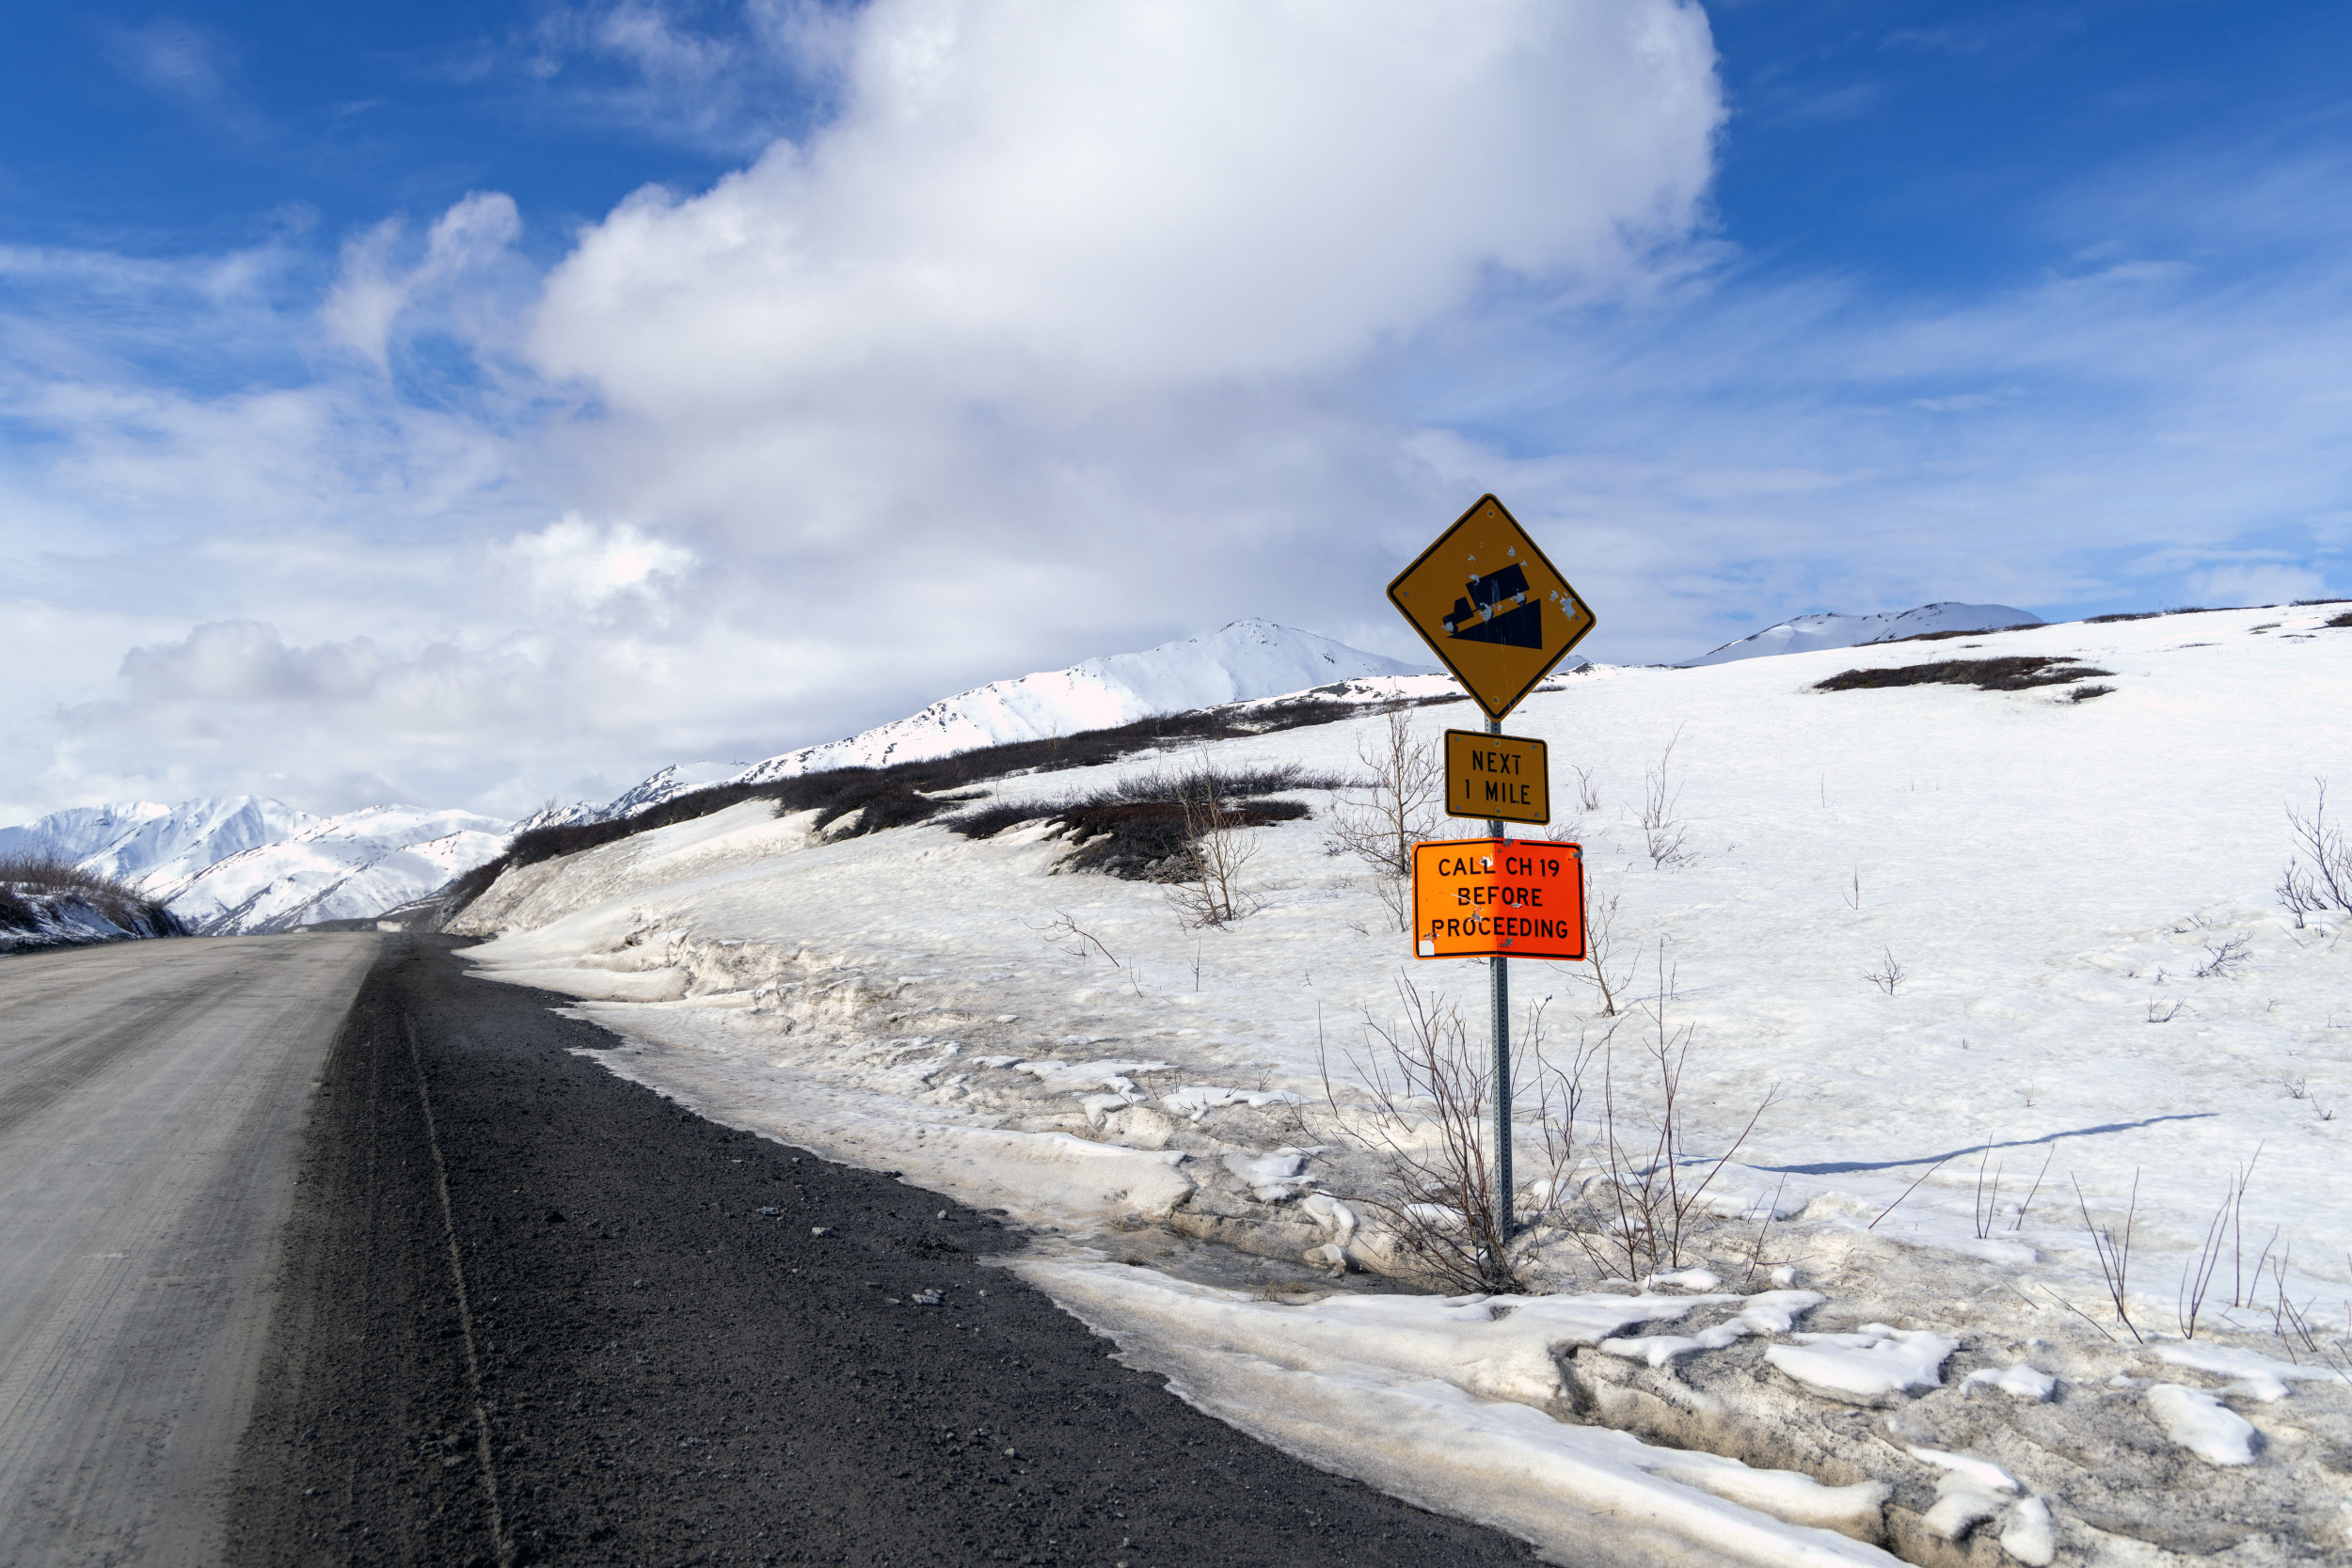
{"left": 1018, "top": 1259, "right": 1898, "bottom": 1566}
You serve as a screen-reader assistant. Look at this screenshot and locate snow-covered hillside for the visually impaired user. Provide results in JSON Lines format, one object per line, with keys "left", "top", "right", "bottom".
{"left": 1684, "top": 601, "right": 2041, "bottom": 667}
{"left": 0, "top": 879, "right": 183, "bottom": 954}
{"left": 449, "top": 603, "right": 2352, "bottom": 1565}
{"left": 154, "top": 805, "right": 512, "bottom": 934}
{"left": 550, "top": 620, "right": 1432, "bottom": 825}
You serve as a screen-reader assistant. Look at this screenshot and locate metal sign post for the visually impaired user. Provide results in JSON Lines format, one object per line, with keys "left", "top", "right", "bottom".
{"left": 1486, "top": 714, "right": 1511, "bottom": 1242}
{"left": 1388, "top": 494, "right": 1596, "bottom": 1259}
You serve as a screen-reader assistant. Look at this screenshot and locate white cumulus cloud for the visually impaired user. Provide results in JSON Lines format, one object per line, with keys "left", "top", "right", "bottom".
{"left": 532, "top": 0, "right": 1723, "bottom": 408}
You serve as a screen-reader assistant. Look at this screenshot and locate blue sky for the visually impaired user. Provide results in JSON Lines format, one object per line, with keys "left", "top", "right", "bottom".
{"left": 3, "top": 1, "right": 2348, "bottom": 821}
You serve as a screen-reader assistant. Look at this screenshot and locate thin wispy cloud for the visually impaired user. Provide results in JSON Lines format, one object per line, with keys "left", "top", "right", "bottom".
{"left": 98, "top": 17, "right": 268, "bottom": 140}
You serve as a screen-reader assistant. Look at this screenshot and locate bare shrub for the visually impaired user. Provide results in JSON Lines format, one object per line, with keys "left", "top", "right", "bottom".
{"left": 2279, "top": 780, "right": 2352, "bottom": 926}
{"left": 2073, "top": 1171, "right": 2145, "bottom": 1344}
{"left": 1864, "top": 948, "right": 1906, "bottom": 995}
{"left": 1815, "top": 656, "right": 2113, "bottom": 692}
{"left": 1641, "top": 728, "right": 1694, "bottom": 869}
{"left": 1572, "top": 764, "right": 1601, "bottom": 813}
{"left": 1973, "top": 1148, "right": 2005, "bottom": 1240}
{"left": 948, "top": 800, "right": 1054, "bottom": 839}
{"left": 1324, "top": 708, "right": 1441, "bottom": 930}
{"left": 1571, "top": 958, "right": 1775, "bottom": 1280}
{"left": 1164, "top": 768, "right": 1261, "bottom": 927}
{"left": 0, "top": 852, "right": 182, "bottom": 937}
{"left": 1574, "top": 877, "right": 1636, "bottom": 1018}
{"left": 1320, "top": 981, "right": 1589, "bottom": 1293}
{"left": 2179, "top": 1151, "right": 2263, "bottom": 1339}
{"left": 1038, "top": 912, "right": 1120, "bottom": 967}
{"left": 2194, "top": 936, "right": 2251, "bottom": 978}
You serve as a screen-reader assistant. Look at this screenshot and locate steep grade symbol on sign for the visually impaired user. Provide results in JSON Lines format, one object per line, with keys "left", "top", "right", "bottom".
{"left": 1387, "top": 494, "right": 1596, "bottom": 721}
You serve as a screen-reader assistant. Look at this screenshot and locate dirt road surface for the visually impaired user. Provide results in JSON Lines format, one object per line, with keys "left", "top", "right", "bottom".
{"left": 228, "top": 937, "right": 1542, "bottom": 1567}
{"left": 0, "top": 934, "right": 381, "bottom": 1567}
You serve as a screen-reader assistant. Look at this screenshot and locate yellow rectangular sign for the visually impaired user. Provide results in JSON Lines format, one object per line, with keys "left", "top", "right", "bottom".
{"left": 1411, "top": 838, "right": 1585, "bottom": 961}
{"left": 1443, "top": 729, "right": 1549, "bottom": 825}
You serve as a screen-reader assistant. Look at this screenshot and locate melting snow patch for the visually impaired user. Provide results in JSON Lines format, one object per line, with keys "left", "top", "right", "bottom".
{"left": 1907, "top": 1449, "right": 2020, "bottom": 1546}
{"left": 1997, "top": 1497, "right": 2056, "bottom": 1567}
{"left": 1764, "top": 1325, "right": 1954, "bottom": 1405}
{"left": 2153, "top": 1341, "right": 2350, "bottom": 1402}
{"left": 1015, "top": 1057, "right": 1173, "bottom": 1090}
{"left": 1904, "top": 1448, "right": 2017, "bottom": 1494}
{"left": 1920, "top": 1489, "right": 2004, "bottom": 1542}
{"left": 1162, "top": 1085, "right": 1305, "bottom": 1121}
{"left": 2145, "top": 1383, "right": 2260, "bottom": 1465}
{"left": 1645, "top": 1268, "right": 1724, "bottom": 1292}
{"left": 1018, "top": 1260, "right": 1900, "bottom": 1564}
{"left": 1223, "top": 1149, "right": 1313, "bottom": 1202}
{"left": 1960, "top": 1363, "right": 2057, "bottom": 1402}
{"left": 1597, "top": 1291, "right": 1825, "bottom": 1367}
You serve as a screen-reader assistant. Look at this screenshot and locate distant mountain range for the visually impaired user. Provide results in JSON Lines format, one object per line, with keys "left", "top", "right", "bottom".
{"left": 5, "top": 607, "right": 2059, "bottom": 939}
{"left": 0, "top": 799, "right": 511, "bottom": 936}
{"left": 5, "top": 620, "right": 1429, "bottom": 932}
{"left": 1680, "top": 602, "right": 2042, "bottom": 667}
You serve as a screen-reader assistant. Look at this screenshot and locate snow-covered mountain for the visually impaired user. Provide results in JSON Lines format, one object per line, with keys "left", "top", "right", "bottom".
{"left": 563, "top": 620, "right": 1430, "bottom": 822}
{"left": 1681, "top": 601, "right": 2041, "bottom": 667}
{"left": 522, "top": 761, "right": 752, "bottom": 830}
{"left": 0, "top": 796, "right": 317, "bottom": 888}
{"left": 1, "top": 797, "right": 514, "bottom": 936}
{"left": 151, "top": 805, "right": 514, "bottom": 934}
{"left": 739, "top": 617, "right": 1426, "bottom": 784}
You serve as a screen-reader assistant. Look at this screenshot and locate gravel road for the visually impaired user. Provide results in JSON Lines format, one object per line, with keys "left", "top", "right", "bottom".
{"left": 0, "top": 933, "right": 382, "bottom": 1567}
{"left": 230, "top": 936, "right": 1541, "bottom": 1567}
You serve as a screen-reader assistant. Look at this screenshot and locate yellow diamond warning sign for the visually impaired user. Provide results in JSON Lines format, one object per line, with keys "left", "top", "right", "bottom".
{"left": 1388, "top": 495, "right": 1594, "bottom": 721}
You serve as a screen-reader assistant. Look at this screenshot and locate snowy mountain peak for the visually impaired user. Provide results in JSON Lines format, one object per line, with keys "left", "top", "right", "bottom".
{"left": 734, "top": 619, "right": 1427, "bottom": 786}
{"left": 1682, "top": 601, "right": 2042, "bottom": 667}
{"left": 151, "top": 802, "right": 515, "bottom": 935}
{"left": 0, "top": 795, "right": 319, "bottom": 889}
{"left": 564, "top": 620, "right": 1428, "bottom": 821}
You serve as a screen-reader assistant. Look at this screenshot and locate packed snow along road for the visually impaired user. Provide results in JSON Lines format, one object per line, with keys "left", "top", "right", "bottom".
{"left": 0, "top": 933, "right": 379, "bottom": 1566}
{"left": 450, "top": 602, "right": 2352, "bottom": 1563}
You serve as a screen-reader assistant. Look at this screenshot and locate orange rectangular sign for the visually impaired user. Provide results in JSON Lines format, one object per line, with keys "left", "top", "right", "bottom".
{"left": 1411, "top": 837, "right": 1584, "bottom": 961}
